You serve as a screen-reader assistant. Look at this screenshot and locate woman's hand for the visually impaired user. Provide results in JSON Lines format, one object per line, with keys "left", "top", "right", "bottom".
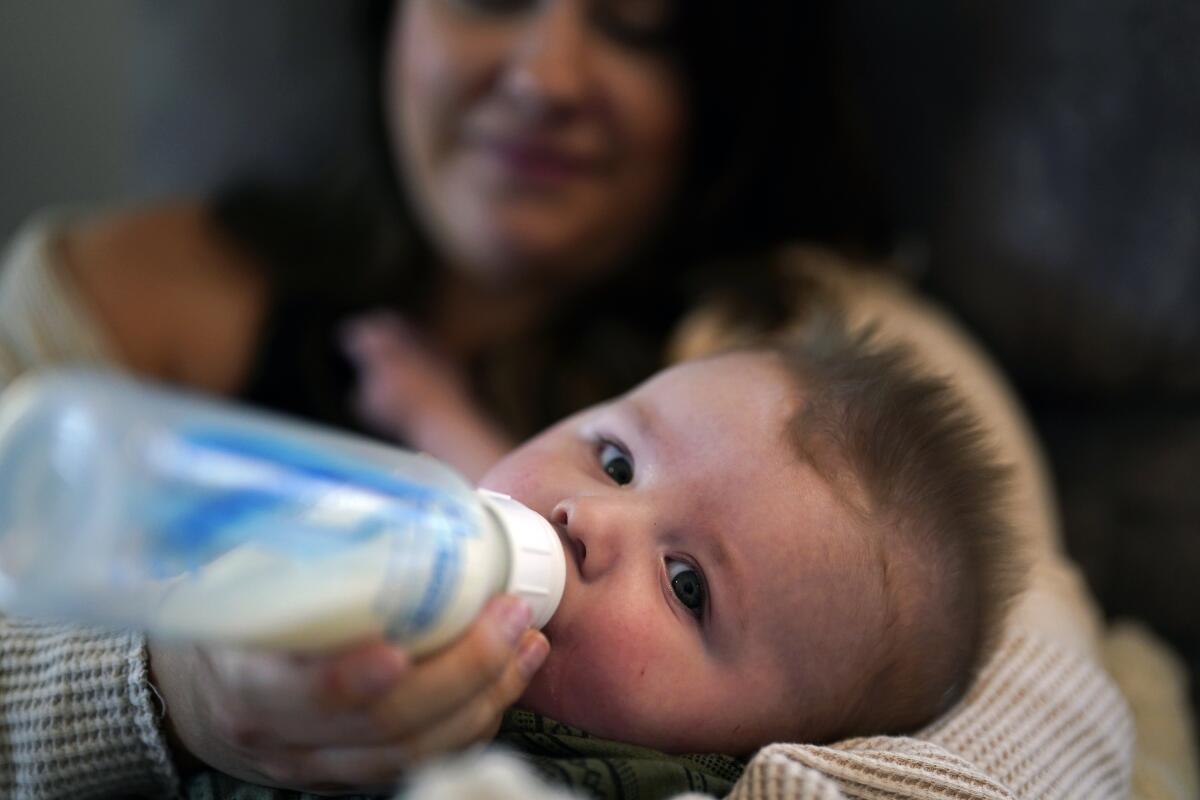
{"left": 149, "top": 595, "right": 549, "bottom": 795}
{"left": 342, "top": 312, "right": 513, "bottom": 482}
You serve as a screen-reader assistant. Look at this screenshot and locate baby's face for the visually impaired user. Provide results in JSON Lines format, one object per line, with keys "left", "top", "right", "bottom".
{"left": 480, "top": 353, "right": 889, "bottom": 753}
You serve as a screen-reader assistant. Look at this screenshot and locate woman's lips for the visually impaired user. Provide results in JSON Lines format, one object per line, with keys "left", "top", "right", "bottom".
{"left": 483, "top": 138, "right": 601, "bottom": 183}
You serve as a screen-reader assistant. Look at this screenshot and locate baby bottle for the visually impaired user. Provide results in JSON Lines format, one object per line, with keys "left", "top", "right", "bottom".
{"left": 0, "top": 368, "right": 564, "bottom": 655}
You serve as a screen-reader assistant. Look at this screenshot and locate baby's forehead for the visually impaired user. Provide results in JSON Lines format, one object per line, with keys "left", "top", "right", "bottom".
{"left": 626, "top": 353, "right": 799, "bottom": 439}
{"left": 729, "top": 475, "right": 891, "bottom": 661}
{"left": 623, "top": 352, "right": 897, "bottom": 649}
{"left": 638, "top": 350, "right": 794, "bottom": 396}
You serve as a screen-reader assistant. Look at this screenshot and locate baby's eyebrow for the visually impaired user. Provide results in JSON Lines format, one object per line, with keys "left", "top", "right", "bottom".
{"left": 709, "top": 533, "right": 734, "bottom": 575}
{"left": 707, "top": 531, "right": 747, "bottom": 646}
{"left": 623, "top": 397, "right": 664, "bottom": 447}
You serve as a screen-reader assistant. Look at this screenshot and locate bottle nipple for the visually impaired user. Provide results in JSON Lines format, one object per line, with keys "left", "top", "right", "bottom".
{"left": 477, "top": 489, "right": 565, "bottom": 629}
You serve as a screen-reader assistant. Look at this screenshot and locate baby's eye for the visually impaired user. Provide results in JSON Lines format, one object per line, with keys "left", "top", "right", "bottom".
{"left": 667, "top": 558, "right": 705, "bottom": 618}
{"left": 599, "top": 441, "right": 634, "bottom": 485}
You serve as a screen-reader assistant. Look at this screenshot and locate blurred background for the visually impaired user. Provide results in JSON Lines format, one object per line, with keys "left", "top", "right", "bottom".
{"left": 0, "top": 0, "right": 376, "bottom": 239}
{"left": 1, "top": 1, "right": 137, "bottom": 240}
{"left": 2, "top": 0, "right": 1198, "bottom": 713}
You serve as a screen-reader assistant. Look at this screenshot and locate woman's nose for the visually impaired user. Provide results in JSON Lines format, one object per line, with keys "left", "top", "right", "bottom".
{"left": 500, "top": 0, "right": 591, "bottom": 119}
{"left": 551, "top": 496, "right": 627, "bottom": 581}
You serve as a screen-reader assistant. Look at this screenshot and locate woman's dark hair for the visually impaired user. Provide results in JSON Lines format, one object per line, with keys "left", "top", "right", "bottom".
{"left": 212, "top": 0, "right": 877, "bottom": 437}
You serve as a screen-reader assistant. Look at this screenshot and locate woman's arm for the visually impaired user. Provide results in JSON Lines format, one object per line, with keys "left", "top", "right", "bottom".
{"left": 0, "top": 208, "right": 549, "bottom": 795}
{"left": 0, "top": 213, "right": 184, "bottom": 798}
{"left": 55, "top": 203, "right": 269, "bottom": 393}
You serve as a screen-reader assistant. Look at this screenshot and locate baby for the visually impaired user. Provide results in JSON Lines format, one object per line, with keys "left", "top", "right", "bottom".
{"left": 369, "top": 314, "right": 1026, "bottom": 755}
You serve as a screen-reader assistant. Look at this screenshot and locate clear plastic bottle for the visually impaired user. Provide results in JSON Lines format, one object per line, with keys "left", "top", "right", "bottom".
{"left": 0, "top": 368, "right": 564, "bottom": 655}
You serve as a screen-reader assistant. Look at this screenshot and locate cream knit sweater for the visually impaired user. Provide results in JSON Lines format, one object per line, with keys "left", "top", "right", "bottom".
{"left": 0, "top": 218, "right": 180, "bottom": 799}
{"left": 0, "top": 219, "right": 1152, "bottom": 800}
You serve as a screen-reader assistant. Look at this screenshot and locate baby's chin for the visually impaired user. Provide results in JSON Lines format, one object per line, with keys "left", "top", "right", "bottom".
{"left": 517, "top": 652, "right": 794, "bottom": 754}
{"left": 517, "top": 679, "right": 734, "bottom": 754}
{"left": 515, "top": 654, "right": 678, "bottom": 751}
{"left": 513, "top": 643, "right": 615, "bottom": 737}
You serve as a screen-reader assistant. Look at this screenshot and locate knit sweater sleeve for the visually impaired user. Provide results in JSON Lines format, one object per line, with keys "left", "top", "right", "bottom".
{"left": 727, "top": 629, "right": 1133, "bottom": 800}
{"left": 0, "top": 216, "right": 181, "bottom": 799}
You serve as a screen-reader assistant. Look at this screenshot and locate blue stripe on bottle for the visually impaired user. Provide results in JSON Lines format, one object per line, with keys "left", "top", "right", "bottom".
{"left": 160, "top": 487, "right": 282, "bottom": 561}
{"left": 182, "top": 429, "right": 451, "bottom": 505}
{"left": 411, "top": 535, "right": 456, "bottom": 630}
{"left": 150, "top": 427, "right": 476, "bottom": 637}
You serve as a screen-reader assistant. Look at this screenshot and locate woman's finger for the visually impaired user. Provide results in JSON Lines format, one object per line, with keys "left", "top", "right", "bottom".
{"left": 357, "top": 595, "right": 533, "bottom": 741}
{"left": 396, "top": 629, "right": 549, "bottom": 760}
{"left": 201, "top": 593, "right": 538, "bottom": 749}
{"left": 249, "top": 631, "right": 548, "bottom": 792}
{"left": 320, "top": 640, "right": 413, "bottom": 708}
{"left": 340, "top": 312, "right": 418, "bottom": 362}
{"left": 209, "top": 641, "right": 408, "bottom": 716}
{"left": 253, "top": 740, "right": 409, "bottom": 795}
{"left": 185, "top": 642, "right": 408, "bottom": 750}
{"left": 270, "top": 596, "right": 545, "bottom": 746}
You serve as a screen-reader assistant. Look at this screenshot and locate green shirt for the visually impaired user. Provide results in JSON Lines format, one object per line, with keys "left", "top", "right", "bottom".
{"left": 184, "top": 710, "right": 744, "bottom": 800}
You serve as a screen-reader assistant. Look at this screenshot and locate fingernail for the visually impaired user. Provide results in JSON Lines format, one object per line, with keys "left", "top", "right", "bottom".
{"left": 492, "top": 596, "right": 532, "bottom": 646}
{"left": 517, "top": 634, "right": 550, "bottom": 679}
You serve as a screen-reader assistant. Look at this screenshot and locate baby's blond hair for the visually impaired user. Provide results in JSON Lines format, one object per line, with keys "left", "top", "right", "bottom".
{"left": 768, "top": 312, "right": 1027, "bottom": 736}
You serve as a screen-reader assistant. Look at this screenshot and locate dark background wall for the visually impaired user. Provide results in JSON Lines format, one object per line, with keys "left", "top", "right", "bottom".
{"left": 834, "top": 0, "right": 1200, "bottom": 714}
{"left": 0, "top": 1, "right": 137, "bottom": 241}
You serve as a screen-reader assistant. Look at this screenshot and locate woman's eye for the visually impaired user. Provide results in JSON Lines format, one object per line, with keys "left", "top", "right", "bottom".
{"left": 667, "top": 558, "right": 705, "bottom": 617}
{"left": 449, "top": 0, "right": 536, "bottom": 17}
{"left": 599, "top": 442, "right": 634, "bottom": 485}
{"left": 593, "top": 0, "right": 679, "bottom": 50}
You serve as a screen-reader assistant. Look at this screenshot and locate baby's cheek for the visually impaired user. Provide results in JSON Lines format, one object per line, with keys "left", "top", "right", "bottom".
{"left": 526, "top": 616, "right": 698, "bottom": 744}
{"left": 478, "top": 457, "right": 544, "bottom": 508}
{"left": 478, "top": 436, "right": 566, "bottom": 505}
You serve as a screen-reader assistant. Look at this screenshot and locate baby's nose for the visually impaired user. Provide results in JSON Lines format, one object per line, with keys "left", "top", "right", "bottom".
{"left": 550, "top": 501, "right": 571, "bottom": 528}
{"left": 551, "top": 501, "right": 588, "bottom": 565}
{"left": 551, "top": 497, "right": 619, "bottom": 580}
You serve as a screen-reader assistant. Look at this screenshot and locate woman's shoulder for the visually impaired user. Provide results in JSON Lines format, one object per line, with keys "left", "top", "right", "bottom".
{"left": 57, "top": 203, "right": 269, "bottom": 393}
